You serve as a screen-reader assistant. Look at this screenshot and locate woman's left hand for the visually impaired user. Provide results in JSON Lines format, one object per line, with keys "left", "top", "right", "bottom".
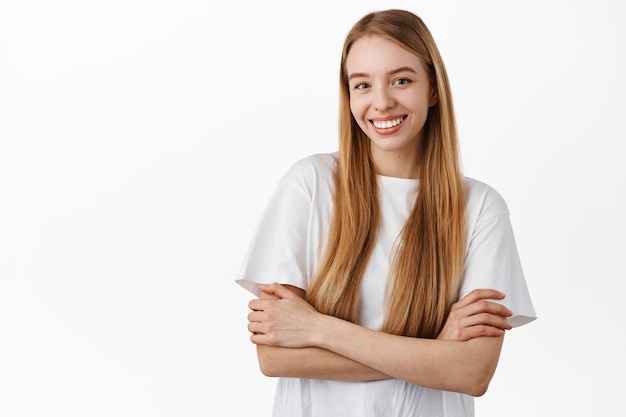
{"left": 247, "top": 283, "right": 321, "bottom": 348}
{"left": 437, "top": 289, "right": 513, "bottom": 341}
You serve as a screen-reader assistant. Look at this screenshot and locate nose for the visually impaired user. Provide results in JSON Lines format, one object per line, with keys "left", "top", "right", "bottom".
{"left": 373, "top": 86, "right": 395, "bottom": 111}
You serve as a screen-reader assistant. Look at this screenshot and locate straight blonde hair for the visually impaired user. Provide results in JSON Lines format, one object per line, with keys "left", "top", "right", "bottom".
{"left": 306, "top": 9, "right": 467, "bottom": 339}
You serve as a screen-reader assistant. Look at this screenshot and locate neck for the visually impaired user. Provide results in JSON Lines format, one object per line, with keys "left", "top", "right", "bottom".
{"left": 370, "top": 148, "right": 420, "bottom": 179}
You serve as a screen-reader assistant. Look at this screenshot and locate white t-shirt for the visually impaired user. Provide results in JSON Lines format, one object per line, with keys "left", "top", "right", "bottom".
{"left": 236, "top": 152, "right": 536, "bottom": 417}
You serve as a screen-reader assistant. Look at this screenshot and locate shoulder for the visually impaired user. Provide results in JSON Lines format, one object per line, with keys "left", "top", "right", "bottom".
{"left": 464, "top": 177, "right": 510, "bottom": 221}
{"left": 284, "top": 152, "right": 337, "bottom": 178}
{"left": 280, "top": 152, "right": 337, "bottom": 194}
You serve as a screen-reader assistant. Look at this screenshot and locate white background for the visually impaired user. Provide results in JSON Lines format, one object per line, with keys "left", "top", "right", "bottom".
{"left": 1, "top": 0, "right": 624, "bottom": 416}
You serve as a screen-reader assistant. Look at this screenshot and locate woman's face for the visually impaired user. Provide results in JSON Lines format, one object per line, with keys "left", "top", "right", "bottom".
{"left": 345, "top": 35, "right": 437, "bottom": 174}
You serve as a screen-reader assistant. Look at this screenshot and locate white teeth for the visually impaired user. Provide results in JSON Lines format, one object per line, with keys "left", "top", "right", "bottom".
{"left": 373, "top": 117, "right": 404, "bottom": 129}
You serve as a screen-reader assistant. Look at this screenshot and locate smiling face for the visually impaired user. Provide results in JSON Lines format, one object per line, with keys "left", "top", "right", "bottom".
{"left": 345, "top": 35, "right": 438, "bottom": 178}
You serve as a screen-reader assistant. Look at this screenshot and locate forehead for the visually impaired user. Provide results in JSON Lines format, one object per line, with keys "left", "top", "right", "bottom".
{"left": 345, "top": 35, "right": 424, "bottom": 75}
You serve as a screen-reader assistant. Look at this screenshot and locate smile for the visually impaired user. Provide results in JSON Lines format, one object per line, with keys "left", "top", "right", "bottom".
{"left": 371, "top": 116, "right": 406, "bottom": 129}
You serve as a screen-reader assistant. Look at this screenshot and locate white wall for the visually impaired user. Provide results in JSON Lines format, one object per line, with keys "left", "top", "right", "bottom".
{"left": 0, "top": 0, "right": 624, "bottom": 415}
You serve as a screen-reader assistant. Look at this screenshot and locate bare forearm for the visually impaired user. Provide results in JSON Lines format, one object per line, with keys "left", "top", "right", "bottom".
{"left": 256, "top": 344, "right": 390, "bottom": 382}
{"left": 249, "top": 284, "right": 506, "bottom": 395}
{"left": 314, "top": 314, "right": 504, "bottom": 396}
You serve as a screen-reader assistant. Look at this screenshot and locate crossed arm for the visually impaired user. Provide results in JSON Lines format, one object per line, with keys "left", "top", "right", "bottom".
{"left": 247, "top": 284, "right": 512, "bottom": 397}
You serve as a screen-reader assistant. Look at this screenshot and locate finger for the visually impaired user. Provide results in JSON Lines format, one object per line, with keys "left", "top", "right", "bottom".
{"left": 283, "top": 284, "right": 306, "bottom": 298}
{"left": 250, "top": 332, "right": 270, "bottom": 345}
{"left": 259, "top": 290, "right": 278, "bottom": 300}
{"left": 466, "top": 288, "right": 506, "bottom": 303}
{"left": 458, "top": 325, "right": 506, "bottom": 341}
{"left": 247, "top": 310, "right": 264, "bottom": 323}
{"left": 448, "top": 303, "right": 512, "bottom": 331}
{"left": 248, "top": 298, "right": 271, "bottom": 311}
{"left": 260, "top": 283, "right": 297, "bottom": 300}
{"left": 462, "top": 312, "right": 513, "bottom": 331}
{"left": 455, "top": 289, "right": 506, "bottom": 309}
{"left": 458, "top": 300, "right": 513, "bottom": 318}
{"left": 247, "top": 321, "right": 265, "bottom": 335}
{"left": 446, "top": 305, "right": 512, "bottom": 335}
{"left": 259, "top": 283, "right": 278, "bottom": 296}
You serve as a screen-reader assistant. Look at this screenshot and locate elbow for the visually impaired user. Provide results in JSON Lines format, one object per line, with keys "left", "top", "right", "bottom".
{"left": 259, "top": 360, "right": 279, "bottom": 378}
{"left": 256, "top": 345, "right": 281, "bottom": 377}
{"left": 466, "top": 379, "right": 490, "bottom": 397}
{"left": 462, "top": 366, "right": 496, "bottom": 397}
{"left": 259, "top": 364, "right": 277, "bottom": 378}
{"left": 459, "top": 336, "right": 502, "bottom": 397}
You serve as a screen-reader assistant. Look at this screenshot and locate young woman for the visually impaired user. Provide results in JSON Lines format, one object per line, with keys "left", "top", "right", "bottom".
{"left": 237, "top": 9, "right": 536, "bottom": 417}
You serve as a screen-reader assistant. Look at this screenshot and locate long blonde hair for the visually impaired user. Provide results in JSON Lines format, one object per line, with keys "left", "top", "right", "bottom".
{"left": 306, "top": 9, "right": 467, "bottom": 339}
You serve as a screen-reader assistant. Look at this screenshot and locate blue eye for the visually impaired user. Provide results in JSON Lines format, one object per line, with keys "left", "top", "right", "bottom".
{"left": 353, "top": 82, "right": 370, "bottom": 90}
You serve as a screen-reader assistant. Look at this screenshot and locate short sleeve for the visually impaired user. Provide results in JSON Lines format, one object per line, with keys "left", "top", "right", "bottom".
{"left": 460, "top": 182, "right": 537, "bottom": 328}
{"left": 235, "top": 153, "right": 344, "bottom": 296}
{"left": 235, "top": 164, "right": 314, "bottom": 297}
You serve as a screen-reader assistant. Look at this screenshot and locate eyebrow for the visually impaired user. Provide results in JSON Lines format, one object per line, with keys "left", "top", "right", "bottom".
{"left": 348, "top": 66, "right": 418, "bottom": 81}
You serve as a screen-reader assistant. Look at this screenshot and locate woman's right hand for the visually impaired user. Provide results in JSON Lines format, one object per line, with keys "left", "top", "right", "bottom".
{"left": 437, "top": 289, "right": 513, "bottom": 341}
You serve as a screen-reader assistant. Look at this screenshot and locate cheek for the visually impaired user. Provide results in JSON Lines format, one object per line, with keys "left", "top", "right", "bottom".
{"left": 349, "top": 96, "right": 366, "bottom": 121}
{"left": 349, "top": 101, "right": 368, "bottom": 132}
{"left": 408, "top": 95, "right": 431, "bottom": 117}
{"left": 349, "top": 97, "right": 357, "bottom": 116}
